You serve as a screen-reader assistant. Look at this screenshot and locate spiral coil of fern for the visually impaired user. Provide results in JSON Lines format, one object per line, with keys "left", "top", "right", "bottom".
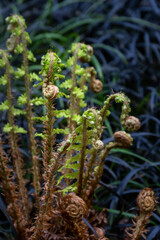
{"left": 60, "top": 193, "right": 87, "bottom": 221}
{"left": 126, "top": 188, "right": 157, "bottom": 240}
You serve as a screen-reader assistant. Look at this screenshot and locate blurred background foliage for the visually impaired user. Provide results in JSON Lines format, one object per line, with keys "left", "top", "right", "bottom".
{"left": 0, "top": 0, "right": 160, "bottom": 239}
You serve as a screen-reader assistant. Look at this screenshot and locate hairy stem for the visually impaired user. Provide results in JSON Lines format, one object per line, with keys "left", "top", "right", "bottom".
{"left": 19, "top": 18, "right": 40, "bottom": 200}
{"left": 69, "top": 44, "right": 80, "bottom": 132}
{"left": 43, "top": 99, "right": 55, "bottom": 170}
{"left": 3, "top": 50, "right": 30, "bottom": 220}
{"left": 0, "top": 138, "right": 22, "bottom": 232}
{"left": 100, "top": 92, "right": 130, "bottom": 123}
{"left": 77, "top": 118, "right": 87, "bottom": 197}
{"left": 82, "top": 149, "right": 97, "bottom": 193}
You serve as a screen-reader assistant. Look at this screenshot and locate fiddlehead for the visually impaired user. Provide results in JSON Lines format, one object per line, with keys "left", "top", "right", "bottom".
{"left": 123, "top": 115, "right": 141, "bottom": 132}
{"left": 93, "top": 140, "right": 104, "bottom": 150}
{"left": 89, "top": 67, "right": 103, "bottom": 93}
{"left": 42, "top": 84, "right": 59, "bottom": 100}
{"left": 137, "top": 188, "right": 157, "bottom": 213}
{"left": 59, "top": 193, "right": 87, "bottom": 221}
{"left": 126, "top": 188, "right": 157, "bottom": 240}
{"left": 113, "top": 131, "right": 133, "bottom": 147}
{"left": 59, "top": 193, "right": 89, "bottom": 239}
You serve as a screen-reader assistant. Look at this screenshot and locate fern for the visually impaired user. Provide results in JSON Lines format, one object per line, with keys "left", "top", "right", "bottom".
{"left": 0, "top": 15, "right": 147, "bottom": 240}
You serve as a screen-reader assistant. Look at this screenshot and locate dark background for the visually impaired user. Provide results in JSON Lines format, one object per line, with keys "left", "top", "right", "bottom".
{"left": 0, "top": 0, "right": 160, "bottom": 239}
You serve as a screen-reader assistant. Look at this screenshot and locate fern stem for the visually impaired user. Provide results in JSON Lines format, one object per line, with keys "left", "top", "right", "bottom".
{"left": 19, "top": 18, "right": 40, "bottom": 200}
{"left": 85, "top": 142, "right": 121, "bottom": 207}
{"left": 100, "top": 92, "right": 130, "bottom": 122}
{"left": 77, "top": 117, "right": 87, "bottom": 197}
{"left": 43, "top": 99, "right": 55, "bottom": 170}
{"left": 82, "top": 149, "right": 97, "bottom": 193}
{"left": 69, "top": 44, "right": 79, "bottom": 132}
{"left": 3, "top": 50, "right": 30, "bottom": 220}
{"left": 0, "top": 138, "right": 22, "bottom": 232}
{"left": 32, "top": 149, "right": 64, "bottom": 240}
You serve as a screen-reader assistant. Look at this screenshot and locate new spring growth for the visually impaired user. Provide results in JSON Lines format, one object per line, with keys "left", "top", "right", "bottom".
{"left": 0, "top": 14, "right": 148, "bottom": 240}
{"left": 40, "top": 51, "right": 65, "bottom": 100}
{"left": 70, "top": 43, "right": 93, "bottom": 63}
{"left": 6, "top": 15, "right": 32, "bottom": 55}
{"left": 126, "top": 188, "right": 157, "bottom": 240}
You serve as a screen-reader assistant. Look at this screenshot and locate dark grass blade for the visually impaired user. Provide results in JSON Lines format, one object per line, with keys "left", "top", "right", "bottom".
{"left": 82, "top": 217, "right": 99, "bottom": 239}
{"left": 0, "top": 195, "right": 18, "bottom": 240}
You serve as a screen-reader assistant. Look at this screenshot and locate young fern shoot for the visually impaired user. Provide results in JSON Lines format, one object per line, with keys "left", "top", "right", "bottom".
{"left": 6, "top": 15, "right": 40, "bottom": 201}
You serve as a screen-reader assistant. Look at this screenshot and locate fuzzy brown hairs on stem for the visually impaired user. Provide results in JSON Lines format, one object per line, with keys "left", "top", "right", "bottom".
{"left": 126, "top": 188, "right": 157, "bottom": 240}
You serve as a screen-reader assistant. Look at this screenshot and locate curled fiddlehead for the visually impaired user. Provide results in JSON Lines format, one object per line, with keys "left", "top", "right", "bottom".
{"left": 59, "top": 193, "right": 87, "bottom": 221}
{"left": 59, "top": 193, "right": 89, "bottom": 239}
{"left": 42, "top": 84, "right": 59, "bottom": 100}
{"left": 93, "top": 140, "right": 104, "bottom": 150}
{"left": 89, "top": 67, "right": 103, "bottom": 93}
{"left": 126, "top": 188, "right": 157, "bottom": 240}
{"left": 137, "top": 188, "right": 157, "bottom": 213}
{"left": 123, "top": 116, "right": 141, "bottom": 132}
{"left": 113, "top": 131, "right": 133, "bottom": 148}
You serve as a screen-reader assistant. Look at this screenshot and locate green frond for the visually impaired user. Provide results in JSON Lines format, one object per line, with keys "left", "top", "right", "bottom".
{"left": 52, "top": 128, "right": 69, "bottom": 134}
{"left": 79, "top": 99, "right": 87, "bottom": 108}
{"left": 12, "top": 108, "right": 26, "bottom": 116}
{"left": 3, "top": 123, "right": 12, "bottom": 133}
{"left": 72, "top": 114, "right": 82, "bottom": 124}
{"left": 29, "top": 72, "right": 42, "bottom": 82}
{"left": 0, "top": 58, "right": 6, "bottom": 68}
{"left": 35, "top": 132, "right": 46, "bottom": 139}
{"left": 27, "top": 50, "right": 36, "bottom": 62}
{"left": 72, "top": 87, "right": 84, "bottom": 99}
{"left": 57, "top": 182, "right": 77, "bottom": 196}
{"left": 13, "top": 126, "right": 27, "bottom": 134}
{"left": 0, "top": 74, "right": 7, "bottom": 85}
{"left": 31, "top": 97, "right": 46, "bottom": 105}
{"left": 57, "top": 91, "right": 69, "bottom": 99}
{"left": 75, "top": 65, "right": 86, "bottom": 75}
{"left": 14, "top": 43, "right": 23, "bottom": 54}
{"left": 0, "top": 100, "right": 9, "bottom": 111}
{"left": 67, "top": 144, "right": 83, "bottom": 151}
{"left": 33, "top": 82, "right": 43, "bottom": 88}
{"left": 57, "top": 171, "right": 78, "bottom": 186}
{"left": 24, "top": 32, "right": 32, "bottom": 44}
{"left": 13, "top": 66, "right": 25, "bottom": 79}
{"left": 60, "top": 79, "right": 72, "bottom": 89}
{"left": 17, "top": 93, "right": 27, "bottom": 106}
{"left": 53, "top": 109, "right": 71, "bottom": 118}
{"left": 66, "top": 56, "right": 74, "bottom": 67}
{"left": 32, "top": 116, "right": 48, "bottom": 122}
{"left": 40, "top": 51, "right": 65, "bottom": 83}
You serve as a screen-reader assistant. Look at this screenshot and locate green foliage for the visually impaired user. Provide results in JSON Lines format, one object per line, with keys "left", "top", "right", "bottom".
{"left": 12, "top": 108, "right": 26, "bottom": 116}
{"left": 0, "top": 100, "right": 9, "bottom": 111}
{"left": 0, "top": 74, "right": 7, "bottom": 85}
{"left": 17, "top": 93, "right": 27, "bottom": 106}
{"left": 31, "top": 97, "right": 46, "bottom": 106}
{"left": 0, "top": 14, "right": 145, "bottom": 240}
{"left": 40, "top": 52, "right": 65, "bottom": 84}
